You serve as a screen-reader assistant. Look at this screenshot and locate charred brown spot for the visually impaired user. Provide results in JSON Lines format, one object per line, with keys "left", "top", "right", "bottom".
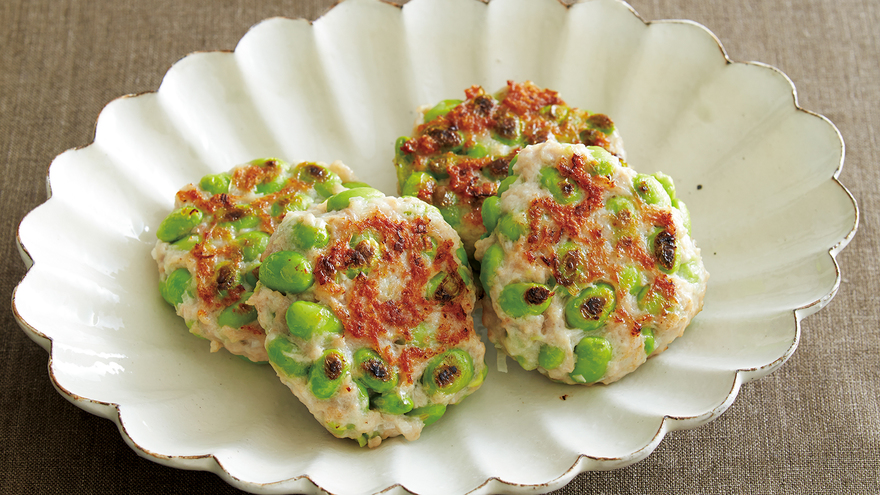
{"left": 433, "top": 274, "right": 463, "bottom": 303}
{"left": 654, "top": 230, "right": 677, "bottom": 271}
{"left": 579, "top": 128, "right": 608, "bottom": 148}
{"left": 427, "top": 126, "right": 462, "bottom": 149}
{"left": 526, "top": 128, "right": 550, "bottom": 145}
{"left": 353, "top": 242, "right": 374, "bottom": 263}
{"left": 434, "top": 363, "right": 461, "bottom": 388}
{"left": 524, "top": 286, "right": 551, "bottom": 305}
{"left": 486, "top": 157, "right": 510, "bottom": 178}
{"left": 314, "top": 256, "right": 336, "bottom": 285}
{"left": 363, "top": 359, "right": 390, "bottom": 382}
{"left": 587, "top": 113, "right": 614, "bottom": 132}
{"left": 581, "top": 297, "right": 607, "bottom": 320}
{"left": 432, "top": 186, "right": 457, "bottom": 208}
{"left": 474, "top": 95, "right": 495, "bottom": 116}
{"left": 324, "top": 353, "right": 344, "bottom": 380}
{"left": 304, "top": 164, "right": 328, "bottom": 181}
{"left": 494, "top": 115, "right": 519, "bottom": 141}
{"left": 556, "top": 249, "right": 582, "bottom": 286}
{"left": 216, "top": 264, "right": 236, "bottom": 291}
{"left": 222, "top": 208, "right": 246, "bottom": 222}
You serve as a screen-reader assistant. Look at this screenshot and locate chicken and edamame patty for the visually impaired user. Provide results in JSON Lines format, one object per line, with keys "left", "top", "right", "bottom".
{"left": 151, "top": 158, "right": 356, "bottom": 363}
{"left": 474, "top": 139, "right": 708, "bottom": 385}
{"left": 248, "top": 188, "right": 486, "bottom": 447}
{"left": 394, "top": 80, "right": 626, "bottom": 257}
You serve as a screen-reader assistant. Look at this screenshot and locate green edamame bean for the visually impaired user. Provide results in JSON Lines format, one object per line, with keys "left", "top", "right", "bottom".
{"left": 678, "top": 260, "right": 702, "bottom": 284}
{"left": 271, "top": 193, "right": 313, "bottom": 218}
{"left": 587, "top": 146, "right": 615, "bottom": 176}
{"left": 157, "top": 206, "right": 203, "bottom": 242}
{"left": 637, "top": 284, "right": 668, "bottom": 315}
{"left": 424, "top": 99, "right": 462, "bottom": 123}
{"left": 285, "top": 300, "right": 343, "bottom": 341}
{"left": 426, "top": 155, "right": 454, "bottom": 179}
{"left": 171, "top": 233, "right": 200, "bottom": 252}
{"left": 540, "top": 104, "right": 571, "bottom": 123}
{"left": 570, "top": 336, "right": 612, "bottom": 384}
{"left": 160, "top": 268, "right": 192, "bottom": 307}
{"left": 353, "top": 348, "right": 397, "bottom": 393}
{"left": 479, "top": 243, "right": 504, "bottom": 292}
{"left": 295, "top": 162, "right": 342, "bottom": 198}
{"left": 458, "top": 267, "right": 473, "bottom": 288}
{"left": 343, "top": 181, "right": 372, "bottom": 189}
{"left": 497, "top": 213, "right": 525, "bottom": 241}
{"left": 243, "top": 265, "right": 259, "bottom": 288}
{"left": 224, "top": 213, "right": 261, "bottom": 232}
{"left": 466, "top": 142, "right": 490, "bottom": 159}
{"left": 651, "top": 228, "right": 681, "bottom": 274}
{"left": 422, "top": 348, "right": 474, "bottom": 396}
{"left": 492, "top": 113, "right": 523, "bottom": 145}
{"left": 422, "top": 236, "right": 438, "bottom": 259}
{"left": 266, "top": 335, "right": 311, "bottom": 377}
{"left": 642, "top": 328, "right": 656, "bottom": 356}
{"left": 586, "top": 113, "right": 615, "bottom": 134}
{"left": 290, "top": 222, "right": 329, "bottom": 251}
{"left": 617, "top": 265, "right": 643, "bottom": 295}
{"left": 556, "top": 242, "right": 585, "bottom": 286}
{"left": 260, "top": 251, "right": 314, "bottom": 294}
{"left": 673, "top": 198, "right": 691, "bottom": 236}
{"left": 482, "top": 196, "right": 501, "bottom": 232}
{"left": 514, "top": 354, "right": 537, "bottom": 371}
{"left": 406, "top": 403, "right": 446, "bottom": 427}
{"left": 538, "top": 344, "right": 565, "bottom": 370}
{"left": 564, "top": 283, "right": 616, "bottom": 331}
{"left": 468, "top": 362, "right": 488, "bottom": 389}
{"left": 401, "top": 172, "right": 436, "bottom": 198}
{"left": 497, "top": 174, "right": 519, "bottom": 195}
{"left": 214, "top": 262, "right": 241, "bottom": 294}
{"left": 438, "top": 204, "right": 465, "bottom": 229}
{"left": 238, "top": 231, "right": 270, "bottom": 262}
{"left": 508, "top": 154, "right": 518, "bottom": 172}
{"left": 540, "top": 167, "right": 584, "bottom": 205}
{"left": 425, "top": 271, "right": 462, "bottom": 302}
{"left": 605, "top": 196, "right": 635, "bottom": 216}
{"left": 455, "top": 246, "right": 469, "bottom": 267}
{"left": 309, "top": 349, "right": 349, "bottom": 400}
{"left": 498, "top": 282, "right": 553, "bottom": 318}
{"left": 217, "top": 292, "right": 257, "bottom": 328}
{"left": 411, "top": 322, "right": 435, "bottom": 347}
{"left": 327, "top": 187, "right": 384, "bottom": 211}
{"left": 633, "top": 174, "right": 672, "bottom": 207}
{"left": 653, "top": 172, "right": 676, "bottom": 200}
{"left": 371, "top": 390, "right": 414, "bottom": 415}
{"left": 199, "top": 172, "right": 231, "bottom": 196}
{"left": 255, "top": 174, "right": 287, "bottom": 195}
{"left": 346, "top": 231, "right": 382, "bottom": 278}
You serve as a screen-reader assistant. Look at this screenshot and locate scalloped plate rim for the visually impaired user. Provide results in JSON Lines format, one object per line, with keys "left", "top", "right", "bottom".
{"left": 11, "top": 0, "right": 858, "bottom": 493}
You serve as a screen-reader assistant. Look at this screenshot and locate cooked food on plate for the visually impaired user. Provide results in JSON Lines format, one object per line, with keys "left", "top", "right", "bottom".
{"left": 394, "top": 80, "right": 626, "bottom": 258}
{"left": 152, "top": 158, "right": 356, "bottom": 363}
{"left": 248, "top": 188, "right": 486, "bottom": 447}
{"left": 474, "top": 139, "right": 708, "bottom": 385}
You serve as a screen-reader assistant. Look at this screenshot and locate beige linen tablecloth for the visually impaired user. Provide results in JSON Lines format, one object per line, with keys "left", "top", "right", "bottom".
{"left": 2, "top": 0, "right": 877, "bottom": 493}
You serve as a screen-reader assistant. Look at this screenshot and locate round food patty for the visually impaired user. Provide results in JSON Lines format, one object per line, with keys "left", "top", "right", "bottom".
{"left": 151, "top": 158, "right": 356, "bottom": 363}
{"left": 474, "top": 139, "right": 708, "bottom": 385}
{"left": 394, "top": 80, "right": 626, "bottom": 258}
{"left": 248, "top": 188, "right": 486, "bottom": 447}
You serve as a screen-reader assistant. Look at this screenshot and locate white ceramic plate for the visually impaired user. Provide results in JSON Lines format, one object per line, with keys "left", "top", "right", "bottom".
{"left": 13, "top": 0, "right": 857, "bottom": 493}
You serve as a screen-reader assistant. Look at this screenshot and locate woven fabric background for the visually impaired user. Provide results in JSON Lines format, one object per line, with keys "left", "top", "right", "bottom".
{"left": 1, "top": 0, "right": 877, "bottom": 493}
